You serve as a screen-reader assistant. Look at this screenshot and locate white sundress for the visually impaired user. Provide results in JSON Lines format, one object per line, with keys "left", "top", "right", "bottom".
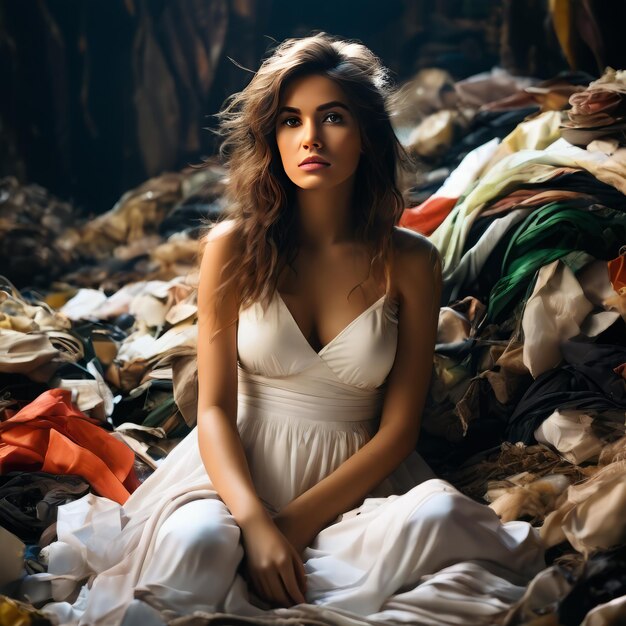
{"left": 23, "top": 290, "right": 545, "bottom": 625}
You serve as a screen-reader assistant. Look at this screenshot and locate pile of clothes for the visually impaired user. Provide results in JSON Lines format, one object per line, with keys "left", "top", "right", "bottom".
{"left": 1, "top": 67, "right": 625, "bottom": 625}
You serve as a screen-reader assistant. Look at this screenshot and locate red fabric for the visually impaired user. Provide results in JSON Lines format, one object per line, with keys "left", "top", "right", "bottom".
{"left": 399, "top": 196, "right": 457, "bottom": 236}
{"left": 608, "top": 253, "right": 626, "bottom": 295}
{"left": 0, "top": 389, "right": 139, "bottom": 504}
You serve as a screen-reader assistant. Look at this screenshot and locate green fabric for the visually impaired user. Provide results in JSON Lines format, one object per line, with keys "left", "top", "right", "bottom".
{"left": 487, "top": 202, "right": 626, "bottom": 322}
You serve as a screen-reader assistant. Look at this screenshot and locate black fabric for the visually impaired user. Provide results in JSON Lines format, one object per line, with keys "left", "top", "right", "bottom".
{"left": 558, "top": 545, "right": 626, "bottom": 626}
{"left": 505, "top": 341, "right": 626, "bottom": 444}
{"left": 0, "top": 472, "right": 89, "bottom": 542}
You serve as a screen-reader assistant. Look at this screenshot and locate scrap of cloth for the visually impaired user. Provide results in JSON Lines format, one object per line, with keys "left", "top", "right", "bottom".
{"left": 0, "top": 389, "right": 139, "bottom": 504}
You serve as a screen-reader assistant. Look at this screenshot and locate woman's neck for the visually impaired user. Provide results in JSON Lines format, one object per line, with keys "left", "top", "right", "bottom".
{"left": 294, "top": 178, "right": 356, "bottom": 249}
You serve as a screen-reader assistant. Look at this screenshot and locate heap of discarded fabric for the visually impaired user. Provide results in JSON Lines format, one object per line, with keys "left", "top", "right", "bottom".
{"left": 561, "top": 67, "right": 626, "bottom": 146}
{"left": 59, "top": 161, "right": 226, "bottom": 293}
{"left": 0, "top": 177, "right": 81, "bottom": 289}
{"left": 394, "top": 68, "right": 591, "bottom": 213}
{"left": 0, "top": 160, "right": 227, "bottom": 297}
{"left": 398, "top": 69, "right": 626, "bottom": 624}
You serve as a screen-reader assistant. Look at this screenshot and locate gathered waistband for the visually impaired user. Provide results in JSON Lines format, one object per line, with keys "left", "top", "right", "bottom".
{"left": 237, "top": 367, "right": 383, "bottom": 424}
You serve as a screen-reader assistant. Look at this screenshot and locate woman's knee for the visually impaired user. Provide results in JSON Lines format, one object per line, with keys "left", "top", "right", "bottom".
{"left": 156, "top": 500, "right": 241, "bottom": 561}
{"left": 406, "top": 489, "right": 463, "bottom": 534}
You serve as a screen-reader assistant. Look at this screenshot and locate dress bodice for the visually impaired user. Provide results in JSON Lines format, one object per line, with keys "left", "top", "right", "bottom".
{"left": 237, "top": 290, "right": 399, "bottom": 391}
{"left": 231, "top": 290, "right": 436, "bottom": 513}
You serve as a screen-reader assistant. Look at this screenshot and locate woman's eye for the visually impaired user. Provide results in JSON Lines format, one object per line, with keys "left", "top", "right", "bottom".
{"left": 283, "top": 117, "right": 300, "bottom": 127}
{"left": 325, "top": 112, "right": 343, "bottom": 123}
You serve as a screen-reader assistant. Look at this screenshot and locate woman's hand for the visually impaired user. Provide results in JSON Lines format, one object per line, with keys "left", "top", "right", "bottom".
{"left": 239, "top": 513, "right": 307, "bottom": 608}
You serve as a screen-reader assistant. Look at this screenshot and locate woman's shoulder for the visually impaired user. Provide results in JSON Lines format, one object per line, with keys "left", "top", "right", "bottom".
{"left": 198, "top": 219, "right": 245, "bottom": 283}
{"left": 202, "top": 218, "right": 238, "bottom": 243}
{"left": 389, "top": 226, "right": 442, "bottom": 297}
{"left": 390, "top": 226, "right": 440, "bottom": 267}
{"left": 200, "top": 218, "right": 243, "bottom": 256}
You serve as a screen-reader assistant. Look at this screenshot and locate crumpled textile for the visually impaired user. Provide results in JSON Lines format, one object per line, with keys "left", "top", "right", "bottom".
{"left": 581, "top": 595, "right": 626, "bottom": 626}
{"left": 443, "top": 208, "right": 532, "bottom": 303}
{"left": 0, "top": 526, "right": 24, "bottom": 588}
{"left": 0, "top": 471, "right": 89, "bottom": 543}
{"left": 0, "top": 594, "right": 53, "bottom": 626}
{"left": 522, "top": 259, "right": 621, "bottom": 378}
{"left": 111, "top": 423, "right": 180, "bottom": 471}
{"left": 541, "top": 460, "right": 626, "bottom": 555}
{"left": 74, "top": 173, "right": 184, "bottom": 260}
{"left": 605, "top": 251, "right": 626, "bottom": 322}
{"left": 116, "top": 323, "right": 197, "bottom": 363}
{"left": 482, "top": 75, "right": 584, "bottom": 114}
{"left": 52, "top": 359, "right": 116, "bottom": 421}
{"left": 534, "top": 409, "right": 611, "bottom": 465}
{"left": 454, "top": 67, "right": 536, "bottom": 110}
{"left": 406, "top": 110, "right": 461, "bottom": 159}
{"left": 61, "top": 276, "right": 193, "bottom": 327}
{"left": 0, "top": 389, "right": 139, "bottom": 504}
{"left": 400, "top": 138, "right": 500, "bottom": 236}
{"left": 506, "top": 341, "right": 626, "bottom": 445}
{"left": 608, "top": 252, "right": 626, "bottom": 294}
{"left": 558, "top": 546, "right": 626, "bottom": 626}
{"left": 0, "top": 280, "right": 71, "bottom": 332}
{"left": 486, "top": 473, "right": 571, "bottom": 525}
{"left": 482, "top": 111, "right": 563, "bottom": 172}
{"left": 0, "top": 177, "right": 80, "bottom": 290}
{"left": 487, "top": 204, "right": 626, "bottom": 324}
{"left": 388, "top": 68, "right": 457, "bottom": 135}
{"left": 0, "top": 330, "right": 62, "bottom": 383}
{"left": 565, "top": 68, "right": 626, "bottom": 128}
{"left": 502, "top": 564, "right": 573, "bottom": 626}
{"left": 430, "top": 136, "right": 626, "bottom": 277}
{"left": 445, "top": 441, "right": 584, "bottom": 504}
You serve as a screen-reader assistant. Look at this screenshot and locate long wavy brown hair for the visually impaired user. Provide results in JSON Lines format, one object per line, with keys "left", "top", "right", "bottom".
{"left": 208, "top": 32, "right": 411, "bottom": 332}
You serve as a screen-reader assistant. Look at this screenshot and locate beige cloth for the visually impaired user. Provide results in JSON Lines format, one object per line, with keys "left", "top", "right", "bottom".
{"left": 522, "top": 259, "right": 620, "bottom": 378}
{"left": 0, "top": 329, "right": 61, "bottom": 382}
{"left": 541, "top": 460, "right": 626, "bottom": 555}
{"left": 534, "top": 409, "right": 608, "bottom": 465}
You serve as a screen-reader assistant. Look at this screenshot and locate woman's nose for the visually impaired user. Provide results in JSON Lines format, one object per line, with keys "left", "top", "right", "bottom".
{"left": 301, "top": 121, "right": 322, "bottom": 149}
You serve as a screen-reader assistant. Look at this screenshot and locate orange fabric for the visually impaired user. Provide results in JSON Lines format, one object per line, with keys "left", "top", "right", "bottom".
{"left": 399, "top": 196, "right": 457, "bottom": 236}
{"left": 0, "top": 389, "right": 139, "bottom": 504}
{"left": 608, "top": 253, "right": 626, "bottom": 295}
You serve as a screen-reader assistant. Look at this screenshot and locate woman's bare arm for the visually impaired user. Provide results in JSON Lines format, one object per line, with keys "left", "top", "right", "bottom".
{"left": 275, "top": 230, "right": 442, "bottom": 551}
{"left": 196, "top": 220, "right": 268, "bottom": 525}
{"left": 196, "top": 220, "right": 306, "bottom": 606}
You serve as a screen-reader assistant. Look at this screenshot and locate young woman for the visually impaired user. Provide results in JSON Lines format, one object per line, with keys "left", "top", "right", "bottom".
{"left": 29, "top": 33, "right": 545, "bottom": 626}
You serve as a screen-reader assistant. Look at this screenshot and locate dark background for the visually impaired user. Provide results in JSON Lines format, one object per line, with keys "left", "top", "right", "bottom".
{"left": 3, "top": 0, "right": 619, "bottom": 217}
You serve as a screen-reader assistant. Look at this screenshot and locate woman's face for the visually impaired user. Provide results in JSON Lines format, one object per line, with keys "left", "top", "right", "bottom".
{"left": 275, "top": 74, "right": 362, "bottom": 191}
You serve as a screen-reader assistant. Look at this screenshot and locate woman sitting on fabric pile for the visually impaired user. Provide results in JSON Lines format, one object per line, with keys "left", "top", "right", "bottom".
{"left": 23, "top": 32, "right": 545, "bottom": 626}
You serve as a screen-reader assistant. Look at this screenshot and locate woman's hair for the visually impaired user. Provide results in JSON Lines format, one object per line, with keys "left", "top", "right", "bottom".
{"left": 208, "top": 32, "right": 411, "bottom": 328}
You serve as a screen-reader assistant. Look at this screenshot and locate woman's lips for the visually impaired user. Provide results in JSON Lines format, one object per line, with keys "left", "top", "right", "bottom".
{"left": 298, "top": 162, "right": 330, "bottom": 171}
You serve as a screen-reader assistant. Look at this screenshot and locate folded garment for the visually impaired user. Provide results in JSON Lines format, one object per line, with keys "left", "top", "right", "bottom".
{"left": 0, "top": 389, "right": 139, "bottom": 504}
